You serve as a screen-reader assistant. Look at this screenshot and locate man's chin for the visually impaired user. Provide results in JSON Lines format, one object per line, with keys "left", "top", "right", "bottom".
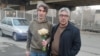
{"left": 60, "top": 22, "right": 66, "bottom": 24}
{"left": 60, "top": 23, "right": 66, "bottom": 25}
{"left": 39, "top": 17, "right": 43, "bottom": 19}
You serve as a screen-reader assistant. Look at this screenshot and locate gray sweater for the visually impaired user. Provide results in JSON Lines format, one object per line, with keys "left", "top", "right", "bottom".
{"left": 26, "top": 20, "right": 52, "bottom": 51}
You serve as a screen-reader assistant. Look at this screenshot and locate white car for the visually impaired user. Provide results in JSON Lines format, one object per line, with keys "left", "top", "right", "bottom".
{"left": 0, "top": 17, "right": 29, "bottom": 41}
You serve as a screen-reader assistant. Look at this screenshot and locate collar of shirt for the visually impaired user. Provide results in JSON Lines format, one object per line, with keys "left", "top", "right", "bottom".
{"left": 34, "top": 18, "right": 48, "bottom": 23}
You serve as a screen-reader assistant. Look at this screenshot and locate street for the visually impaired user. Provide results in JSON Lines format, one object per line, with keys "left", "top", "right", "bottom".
{"left": 0, "top": 31, "right": 100, "bottom": 56}
{"left": 0, "top": 36, "right": 26, "bottom": 56}
{"left": 77, "top": 31, "right": 100, "bottom": 56}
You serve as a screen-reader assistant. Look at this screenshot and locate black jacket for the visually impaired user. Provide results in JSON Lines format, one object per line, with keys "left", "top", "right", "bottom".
{"left": 47, "top": 22, "right": 81, "bottom": 56}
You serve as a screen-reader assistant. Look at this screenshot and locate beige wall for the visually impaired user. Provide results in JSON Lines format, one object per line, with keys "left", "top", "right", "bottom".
{"left": 95, "top": 13, "right": 100, "bottom": 24}
{"left": 0, "top": 3, "right": 7, "bottom": 9}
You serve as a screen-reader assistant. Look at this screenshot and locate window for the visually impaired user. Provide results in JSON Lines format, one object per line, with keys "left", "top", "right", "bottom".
{"left": 6, "top": 19, "right": 12, "bottom": 26}
{"left": 13, "top": 19, "right": 28, "bottom": 26}
{"left": 1, "top": 19, "right": 7, "bottom": 24}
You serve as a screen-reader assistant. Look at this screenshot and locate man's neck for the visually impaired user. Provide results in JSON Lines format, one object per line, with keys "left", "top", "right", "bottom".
{"left": 59, "top": 22, "right": 68, "bottom": 28}
{"left": 37, "top": 18, "right": 46, "bottom": 23}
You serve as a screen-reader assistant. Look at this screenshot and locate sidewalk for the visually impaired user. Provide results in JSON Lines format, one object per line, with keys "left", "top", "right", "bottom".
{"left": 77, "top": 31, "right": 100, "bottom": 56}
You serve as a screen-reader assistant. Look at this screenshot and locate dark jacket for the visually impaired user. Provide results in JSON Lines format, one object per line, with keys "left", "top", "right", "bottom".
{"left": 47, "top": 22, "right": 81, "bottom": 56}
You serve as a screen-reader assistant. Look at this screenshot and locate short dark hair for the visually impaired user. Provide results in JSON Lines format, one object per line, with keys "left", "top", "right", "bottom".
{"left": 37, "top": 4, "right": 48, "bottom": 12}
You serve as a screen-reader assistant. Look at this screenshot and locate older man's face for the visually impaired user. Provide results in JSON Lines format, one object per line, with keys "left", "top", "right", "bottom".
{"left": 37, "top": 7, "right": 47, "bottom": 19}
{"left": 59, "top": 11, "right": 69, "bottom": 25}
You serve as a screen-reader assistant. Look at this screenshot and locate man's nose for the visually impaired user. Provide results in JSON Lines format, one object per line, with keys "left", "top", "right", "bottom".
{"left": 62, "top": 16, "right": 65, "bottom": 19}
{"left": 40, "top": 11, "right": 43, "bottom": 13}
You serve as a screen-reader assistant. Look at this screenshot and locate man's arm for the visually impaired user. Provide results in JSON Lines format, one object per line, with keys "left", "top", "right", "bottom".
{"left": 47, "top": 22, "right": 52, "bottom": 43}
{"left": 26, "top": 29, "right": 32, "bottom": 51}
{"left": 26, "top": 28, "right": 32, "bottom": 56}
{"left": 71, "top": 29, "right": 81, "bottom": 56}
{"left": 42, "top": 23, "right": 52, "bottom": 47}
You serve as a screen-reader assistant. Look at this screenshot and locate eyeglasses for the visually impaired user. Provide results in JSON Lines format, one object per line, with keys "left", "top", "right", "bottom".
{"left": 59, "top": 14, "right": 69, "bottom": 17}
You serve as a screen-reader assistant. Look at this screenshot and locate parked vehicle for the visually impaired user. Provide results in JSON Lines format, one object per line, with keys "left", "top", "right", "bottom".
{"left": 0, "top": 17, "right": 29, "bottom": 41}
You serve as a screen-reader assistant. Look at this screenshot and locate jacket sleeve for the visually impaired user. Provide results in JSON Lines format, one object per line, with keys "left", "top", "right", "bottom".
{"left": 46, "top": 23, "right": 52, "bottom": 43}
{"left": 71, "top": 29, "right": 81, "bottom": 56}
{"left": 26, "top": 27, "right": 32, "bottom": 51}
{"left": 47, "top": 26, "right": 55, "bottom": 56}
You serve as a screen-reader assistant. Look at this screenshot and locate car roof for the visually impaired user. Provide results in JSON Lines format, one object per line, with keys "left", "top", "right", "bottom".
{"left": 4, "top": 17, "right": 25, "bottom": 19}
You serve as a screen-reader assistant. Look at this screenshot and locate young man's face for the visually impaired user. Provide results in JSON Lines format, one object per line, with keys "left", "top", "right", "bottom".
{"left": 59, "top": 11, "right": 69, "bottom": 25}
{"left": 37, "top": 7, "right": 47, "bottom": 19}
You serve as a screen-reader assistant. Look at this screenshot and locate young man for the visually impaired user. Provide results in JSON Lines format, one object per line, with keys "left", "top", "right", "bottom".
{"left": 26, "top": 3, "right": 52, "bottom": 56}
{"left": 48, "top": 7, "right": 81, "bottom": 56}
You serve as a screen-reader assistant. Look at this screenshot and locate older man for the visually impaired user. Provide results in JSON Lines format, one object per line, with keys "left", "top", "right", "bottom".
{"left": 48, "top": 7, "right": 81, "bottom": 56}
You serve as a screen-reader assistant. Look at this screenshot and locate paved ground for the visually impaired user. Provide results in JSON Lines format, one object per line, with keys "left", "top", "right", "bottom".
{"left": 77, "top": 31, "right": 100, "bottom": 56}
{"left": 0, "top": 36, "right": 26, "bottom": 56}
{"left": 0, "top": 31, "right": 100, "bottom": 56}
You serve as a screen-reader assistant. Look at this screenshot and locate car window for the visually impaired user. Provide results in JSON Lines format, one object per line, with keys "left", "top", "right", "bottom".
{"left": 13, "top": 19, "right": 28, "bottom": 26}
{"left": 1, "top": 19, "right": 7, "bottom": 24}
{"left": 6, "top": 19, "right": 12, "bottom": 26}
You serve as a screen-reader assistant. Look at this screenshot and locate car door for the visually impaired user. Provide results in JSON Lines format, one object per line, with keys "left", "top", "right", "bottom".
{"left": 6, "top": 19, "right": 14, "bottom": 36}
{"left": 0, "top": 18, "right": 8, "bottom": 35}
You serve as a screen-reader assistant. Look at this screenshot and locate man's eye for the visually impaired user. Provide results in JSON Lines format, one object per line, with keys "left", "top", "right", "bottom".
{"left": 59, "top": 14, "right": 68, "bottom": 17}
{"left": 38, "top": 10, "right": 42, "bottom": 11}
{"left": 38, "top": 9, "right": 46, "bottom": 12}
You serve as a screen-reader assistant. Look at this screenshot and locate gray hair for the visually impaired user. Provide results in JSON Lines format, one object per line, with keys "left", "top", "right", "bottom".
{"left": 58, "top": 7, "right": 70, "bottom": 16}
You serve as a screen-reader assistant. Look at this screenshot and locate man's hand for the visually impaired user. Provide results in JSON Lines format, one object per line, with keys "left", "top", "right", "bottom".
{"left": 26, "top": 51, "right": 30, "bottom": 56}
{"left": 42, "top": 40, "right": 48, "bottom": 47}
